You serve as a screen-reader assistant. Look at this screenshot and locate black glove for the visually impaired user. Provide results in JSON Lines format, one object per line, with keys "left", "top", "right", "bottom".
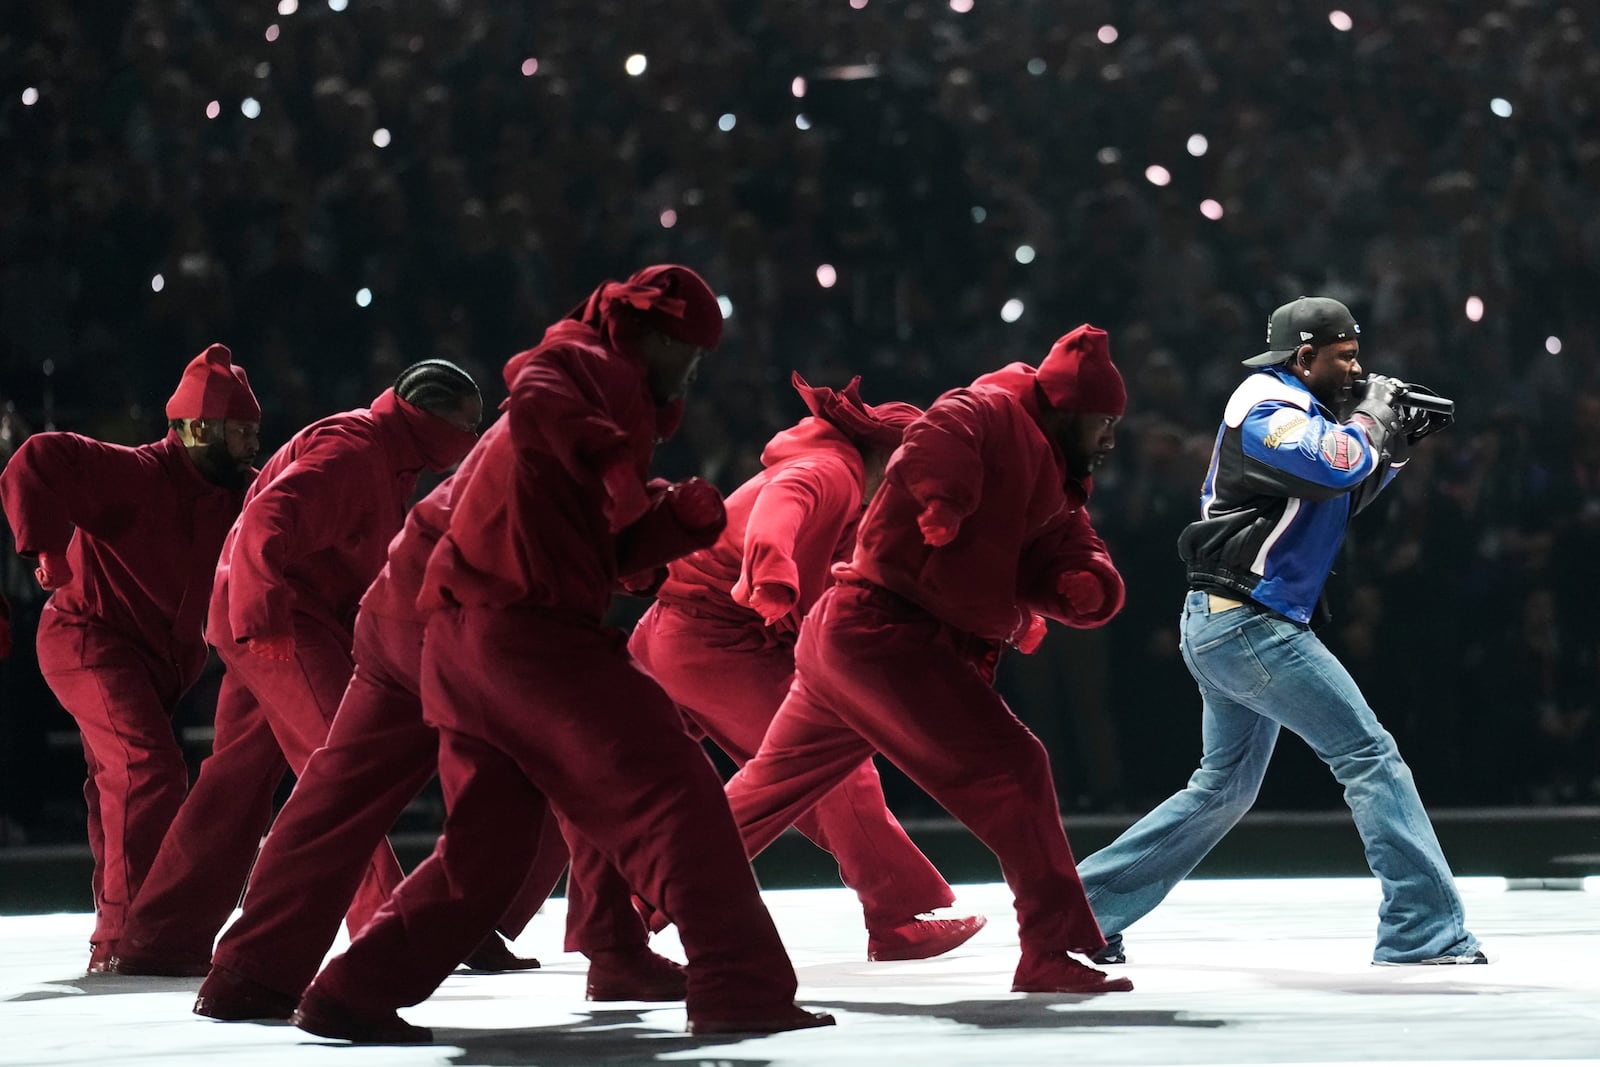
{"left": 1349, "top": 374, "right": 1406, "bottom": 457}
{"left": 1398, "top": 406, "right": 1431, "bottom": 438}
{"left": 1405, "top": 408, "right": 1453, "bottom": 444}
{"left": 1395, "top": 383, "right": 1455, "bottom": 444}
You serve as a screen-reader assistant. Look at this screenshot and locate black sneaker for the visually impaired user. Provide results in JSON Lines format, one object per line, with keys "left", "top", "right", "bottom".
{"left": 1373, "top": 949, "right": 1489, "bottom": 966}
{"left": 1092, "top": 938, "right": 1126, "bottom": 966}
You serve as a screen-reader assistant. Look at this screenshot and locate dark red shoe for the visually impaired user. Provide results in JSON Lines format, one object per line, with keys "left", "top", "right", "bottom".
{"left": 1011, "top": 951, "right": 1134, "bottom": 993}
{"left": 687, "top": 1003, "right": 837, "bottom": 1035}
{"left": 193, "top": 965, "right": 298, "bottom": 1021}
{"left": 290, "top": 990, "right": 433, "bottom": 1044}
{"left": 867, "top": 914, "right": 988, "bottom": 961}
{"left": 459, "top": 934, "right": 541, "bottom": 973}
{"left": 586, "top": 947, "right": 687, "bottom": 1001}
{"left": 108, "top": 946, "right": 211, "bottom": 977}
{"left": 86, "top": 942, "right": 116, "bottom": 975}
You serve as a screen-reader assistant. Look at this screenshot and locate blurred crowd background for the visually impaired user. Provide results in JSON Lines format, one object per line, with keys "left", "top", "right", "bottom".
{"left": 2, "top": 0, "right": 1597, "bottom": 845}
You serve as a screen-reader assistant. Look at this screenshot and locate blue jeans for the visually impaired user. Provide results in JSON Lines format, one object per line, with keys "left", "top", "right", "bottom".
{"left": 1078, "top": 590, "right": 1478, "bottom": 963}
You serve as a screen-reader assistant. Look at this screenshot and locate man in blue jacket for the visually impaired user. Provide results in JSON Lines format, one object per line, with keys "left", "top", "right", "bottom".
{"left": 1076, "top": 296, "right": 1486, "bottom": 967}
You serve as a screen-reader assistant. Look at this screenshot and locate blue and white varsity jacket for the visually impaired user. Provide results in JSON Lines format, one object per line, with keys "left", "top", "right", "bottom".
{"left": 1178, "top": 366, "right": 1404, "bottom": 624}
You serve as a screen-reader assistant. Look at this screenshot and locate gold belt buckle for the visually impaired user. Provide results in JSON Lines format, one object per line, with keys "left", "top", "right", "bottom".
{"left": 1207, "top": 593, "right": 1246, "bottom": 614}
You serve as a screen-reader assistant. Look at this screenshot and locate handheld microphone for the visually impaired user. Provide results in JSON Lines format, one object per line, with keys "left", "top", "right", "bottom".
{"left": 1394, "top": 386, "right": 1454, "bottom": 417}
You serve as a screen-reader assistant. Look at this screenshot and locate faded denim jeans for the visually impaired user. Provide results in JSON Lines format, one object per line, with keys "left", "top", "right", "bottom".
{"left": 1077, "top": 590, "right": 1478, "bottom": 963}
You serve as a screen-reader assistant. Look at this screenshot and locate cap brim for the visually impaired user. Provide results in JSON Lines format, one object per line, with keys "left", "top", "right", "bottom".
{"left": 1241, "top": 349, "right": 1292, "bottom": 367}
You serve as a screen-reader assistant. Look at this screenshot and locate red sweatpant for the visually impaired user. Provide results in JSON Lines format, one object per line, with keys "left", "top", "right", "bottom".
{"left": 307, "top": 606, "right": 798, "bottom": 1022}
{"left": 209, "top": 609, "right": 577, "bottom": 999}
{"left": 35, "top": 618, "right": 190, "bottom": 947}
{"left": 724, "top": 583, "right": 1108, "bottom": 957}
{"left": 629, "top": 601, "right": 954, "bottom": 929}
{"left": 118, "top": 616, "right": 402, "bottom": 962}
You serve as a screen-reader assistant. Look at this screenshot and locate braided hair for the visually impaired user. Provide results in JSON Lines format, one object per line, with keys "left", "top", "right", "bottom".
{"left": 394, "top": 359, "right": 479, "bottom": 414}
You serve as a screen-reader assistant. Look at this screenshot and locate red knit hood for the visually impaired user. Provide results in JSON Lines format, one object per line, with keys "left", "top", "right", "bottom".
{"left": 166, "top": 342, "right": 262, "bottom": 422}
{"left": 1037, "top": 324, "right": 1125, "bottom": 416}
{"left": 561, "top": 264, "right": 722, "bottom": 364}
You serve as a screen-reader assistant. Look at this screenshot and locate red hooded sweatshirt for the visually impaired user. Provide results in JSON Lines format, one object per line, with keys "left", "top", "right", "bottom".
{"left": 657, "top": 417, "right": 865, "bottom": 629}
{"left": 839, "top": 362, "right": 1124, "bottom": 643}
{"left": 1, "top": 430, "right": 247, "bottom": 684}
{"left": 209, "top": 389, "right": 476, "bottom": 647}
{"left": 419, "top": 320, "right": 680, "bottom": 620}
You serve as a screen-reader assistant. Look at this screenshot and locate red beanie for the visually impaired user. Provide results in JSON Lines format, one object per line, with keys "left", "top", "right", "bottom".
{"left": 571, "top": 264, "right": 724, "bottom": 352}
{"left": 791, "top": 372, "right": 921, "bottom": 450}
{"left": 165, "top": 343, "right": 262, "bottom": 422}
{"left": 1035, "top": 325, "right": 1126, "bottom": 416}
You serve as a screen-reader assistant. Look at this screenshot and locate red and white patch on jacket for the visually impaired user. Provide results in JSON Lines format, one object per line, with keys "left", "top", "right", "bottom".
{"left": 1319, "top": 429, "right": 1358, "bottom": 470}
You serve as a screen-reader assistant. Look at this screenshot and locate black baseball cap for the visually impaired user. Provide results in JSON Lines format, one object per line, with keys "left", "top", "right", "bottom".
{"left": 1243, "top": 296, "right": 1361, "bottom": 367}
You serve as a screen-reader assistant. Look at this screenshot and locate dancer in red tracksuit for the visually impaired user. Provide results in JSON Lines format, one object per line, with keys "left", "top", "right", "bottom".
{"left": 291, "top": 265, "right": 834, "bottom": 1044}
{"left": 110, "top": 361, "right": 484, "bottom": 977}
{"left": 193, "top": 460, "right": 687, "bottom": 1022}
{"left": 0, "top": 344, "right": 261, "bottom": 973}
{"left": 723, "top": 324, "right": 1137, "bottom": 995}
{"left": 630, "top": 372, "right": 986, "bottom": 960}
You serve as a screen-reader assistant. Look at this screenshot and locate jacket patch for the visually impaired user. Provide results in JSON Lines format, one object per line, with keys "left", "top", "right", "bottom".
{"left": 1263, "top": 410, "right": 1310, "bottom": 449}
{"left": 1320, "top": 430, "right": 1357, "bottom": 470}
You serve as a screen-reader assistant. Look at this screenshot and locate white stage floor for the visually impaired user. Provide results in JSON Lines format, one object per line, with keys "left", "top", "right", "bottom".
{"left": 3, "top": 877, "right": 1597, "bottom": 1066}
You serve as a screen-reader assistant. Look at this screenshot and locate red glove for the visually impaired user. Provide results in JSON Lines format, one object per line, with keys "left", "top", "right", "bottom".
{"left": 1012, "top": 612, "right": 1048, "bottom": 655}
{"left": 748, "top": 583, "right": 798, "bottom": 628}
{"left": 665, "top": 477, "right": 726, "bottom": 532}
{"left": 917, "top": 500, "right": 962, "bottom": 547}
{"left": 0, "top": 617, "right": 11, "bottom": 660}
{"left": 601, "top": 464, "right": 651, "bottom": 533}
{"left": 247, "top": 634, "right": 296, "bottom": 662}
{"left": 34, "top": 550, "right": 73, "bottom": 590}
{"left": 1057, "top": 570, "right": 1105, "bottom": 615}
